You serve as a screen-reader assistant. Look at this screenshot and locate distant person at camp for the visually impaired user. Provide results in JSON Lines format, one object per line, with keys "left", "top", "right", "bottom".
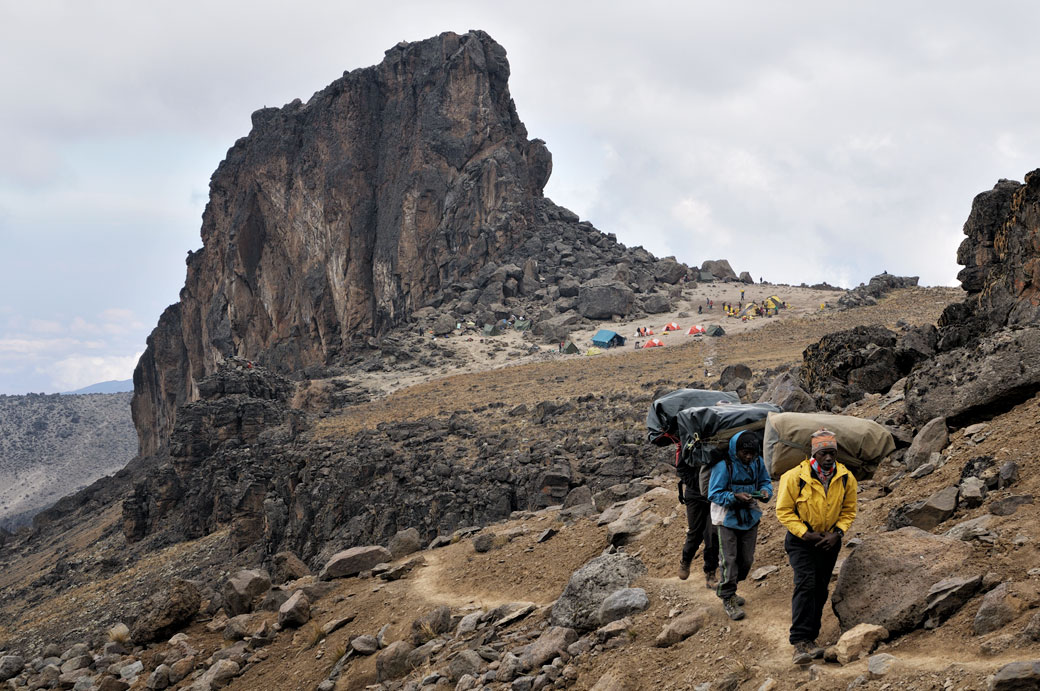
{"left": 698, "top": 305, "right": 703, "bottom": 314}
{"left": 775, "top": 429, "right": 858, "bottom": 665}
{"left": 707, "top": 431, "right": 772, "bottom": 621}
{"left": 740, "top": 288, "right": 745, "bottom": 301}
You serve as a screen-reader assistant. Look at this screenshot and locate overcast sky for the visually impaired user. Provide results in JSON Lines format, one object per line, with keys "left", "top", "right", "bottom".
{"left": 1, "top": 2, "right": 1038, "bottom": 394}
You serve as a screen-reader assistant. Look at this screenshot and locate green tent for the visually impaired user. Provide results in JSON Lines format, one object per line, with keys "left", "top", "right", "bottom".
{"left": 514, "top": 319, "right": 532, "bottom": 332}
{"left": 706, "top": 324, "right": 725, "bottom": 337}
{"left": 483, "top": 324, "right": 502, "bottom": 337}
{"left": 562, "top": 341, "right": 580, "bottom": 354}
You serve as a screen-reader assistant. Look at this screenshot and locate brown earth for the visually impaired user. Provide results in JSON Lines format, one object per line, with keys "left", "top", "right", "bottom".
{"left": 7, "top": 285, "right": 1040, "bottom": 690}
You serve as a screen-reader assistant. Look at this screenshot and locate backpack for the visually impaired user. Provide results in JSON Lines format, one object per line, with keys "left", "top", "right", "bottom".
{"left": 764, "top": 412, "right": 895, "bottom": 480}
{"left": 673, "top": 403, "right": 782, "bottom": 470}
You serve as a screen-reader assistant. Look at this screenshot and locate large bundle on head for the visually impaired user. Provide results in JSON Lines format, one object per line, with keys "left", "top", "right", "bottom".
{"left": 646, "top": 389, "right": 740, "bottom": 447}
{"left": 764, "top": 412, "right": 895, "bottom": 480}
{"left": 674, "top": 403, "right": 782, "bottom": 470}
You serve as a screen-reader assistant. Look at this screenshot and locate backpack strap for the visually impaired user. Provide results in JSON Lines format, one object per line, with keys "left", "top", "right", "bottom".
{"left": 793, "top": 472, "right": 849, "bottom": 534}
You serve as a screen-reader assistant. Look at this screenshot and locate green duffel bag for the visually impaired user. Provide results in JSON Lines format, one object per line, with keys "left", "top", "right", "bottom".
{"left": 764, "top": 412, "right": 895, "bottom": 480}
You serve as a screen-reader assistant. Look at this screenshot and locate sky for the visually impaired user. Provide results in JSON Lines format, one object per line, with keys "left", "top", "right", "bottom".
{"left": 1, "top": 2, "right": 1039, "bottom": 395}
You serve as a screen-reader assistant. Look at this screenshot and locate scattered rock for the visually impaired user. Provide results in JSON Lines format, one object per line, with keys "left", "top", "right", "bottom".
{"left": 277, "top": 590, "right": 311, "bottom": 628}
{"left": 271, "top": 552, "right": 311, "bottom": 584}
{"left": 987, "top": 660, "right": 1040, "bottom": 690}
{"left": 550, "top": 553, "right": 647, "bottom": 631}
{"left": 388, "top": 528, "right": 423, "bottom": 559}
{"left": 886, "top": 486, "right": 959, "bottom": 531}
{"left": 751, "top": 565, "right": 779, "bottom": 581}
{"left": 991, "top": 495, "right": 1034, "bottom": 516}
{"left": 350, "top": 635, "right": 379, "bottom": 655}
{"left": 448, "top": 650, "right": 485, "bottom": 682}
{"left": 519, "top": 627, "right": 578, "bottom": 671}
{"left": 472, "top": 532, "right": 496, "bottom": 553}
{"left": 904, "top": 417, "right": 949, "bottom": 471}
{"left": 132, "top": 578, "right": 203, "bottom": 643}
{"left": 944, "top": 516, "right": 996, "bottom": 542}
{"left": 596, "top": 588, "right": 649, "bottom": 625}
{"left": 0, "top": 655, "right": 24, "bottom": 683}
{"left": 375, "top": 640, "right": 416, "bottom": 681}
{"left": 833, "top": 623, "right": 889, "bottom": 664}
{"left": 654, "top": 608, "right": 708, "bottom": 647}
{"left": 411, "top": 605, "right": 452, "bottom": 643}
{"left": 974, "top": 583, "right": 1027, "bottom": 635}
{"left": 223, "top": 569, "right": 271, "bottom": 616}
{"left": 923, "top": 575, "right": 983, "bottom": 629}
{"left": 959, "top": 476, "right": 987, "bottom": 507}
{"left": 320, "top": 546, "right": 392, "bottom": 580}
{"left": 867, "top": 653, "right": 898, "bottom": 677}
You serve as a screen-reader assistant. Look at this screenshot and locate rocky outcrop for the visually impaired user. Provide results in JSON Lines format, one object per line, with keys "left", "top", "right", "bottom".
{"left": 838, "top": 273, "right": 920, "bottom": 309}
{"left": 700, "top": 260, "right": 738, "bottom": 281}
{"left": 131, "top": 31, "right": 693, "bottom": 457}
{"left": 905, "top": 170, "right": 1040, "bottom": 425}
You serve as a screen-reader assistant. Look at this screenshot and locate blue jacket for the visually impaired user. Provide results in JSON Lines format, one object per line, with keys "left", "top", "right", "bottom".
{"left": 708, "top": 430, "right": 773, "bottom": 530}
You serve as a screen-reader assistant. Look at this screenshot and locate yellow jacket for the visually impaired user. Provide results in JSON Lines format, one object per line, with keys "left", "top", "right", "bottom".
{"left": 775, "top": 460, "right": 858, "bottom": 538}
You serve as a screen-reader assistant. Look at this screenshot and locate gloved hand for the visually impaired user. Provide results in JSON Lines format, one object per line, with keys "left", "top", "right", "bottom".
{"left": 801, "top": 531, "right": 825, "bottom": 545}
{"left": 734, "top": 492, "right": 753, "bottom": 504}
{"left": 817, "top": 531, "right": 841, "bottom": 551}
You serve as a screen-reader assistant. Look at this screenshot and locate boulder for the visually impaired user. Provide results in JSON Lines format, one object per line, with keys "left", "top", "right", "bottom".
{"left": 577, "top": 282, "right": 635, "bottom": 319}
{"left": 448, "top": 650, "right": 485, "bottom": 682}
{"left": 388, "top": 528, "right": 423, "bottom": 559}
{"left": 987, "top": 661, "right": 1040, "bottom": 690}
{"left": 550, "top": 553, "right": 647, "bottom": 630}
{"left": 718, "top": 364, "right": 753, "bottom": 391}
{"left": 350, "top": 635, "right": 379, "bottom": 655}
{"left": 904, "top": 417, "right": 948, "bottom": 471}
{"left": 0, "top": 655, "right": 24, "bottom": 682}
{"left": 701, "top": 260, "right": 737, "bottom": 281}
{"left": 974, "top": 583, "right": 1027, "bottom": 635}
{"left": 277, "top": 590, "right": 311, "bottom": 628}
{"left": 223, "top": 569, "right": 271, "bottom": 616}
{"left": 886, "top": 486, "right": 959, "bottom": 531}
{"left": 271, "top": 552, "right": 310, "bottom": 584}
{"left": 923, "top": 575, "right": 983, "bottom": 629}
{"left": 831, "top": 527, "right": 973, "bottom": 635}
{"left": 519, "top": 626, "right": 578, "bottom": 670}
{"left": 596, "top": 588, "right": 649, "bottom": 625}
{"left": 654, "top": 259, "right": 688, "bottom": 284}
{"left": 959, "top": 477, "right": 987, "bottom": 508}
{"left": 563, "top": 485, "right": 594, "bottom": 509}
{"left": 757, "top": 371, "right": 816, "bottom": 413}
{"left": 654, "top": 608, "right": 708, "bottom": 647}
{"left": 411, "top": 605, "right": 452, "bottom": 643}
{"left": 432, "top": 313, "right": 456, "bottom": 336}
{"left": 375, "top": 640, "right": 416, "bottom": 681}
{"left": 132, "top": 578, "right": 202, "bottom": 643}
{"left": 641, "top": 294, "right": 672, "bottom": 314}
{"left": 833, "top": 623, "right": 889, "bottom": 664}
{"left": 319, "top": 546, "right": 392, "bottom": 580}
{"left": 189, "top": 659, "right": 239, "bottom": 690}
{"left": 801, "top": 325, "right": 902, "bottom": 409}
{"left": 868, "top": 653, "right": 899, "bottom": 677}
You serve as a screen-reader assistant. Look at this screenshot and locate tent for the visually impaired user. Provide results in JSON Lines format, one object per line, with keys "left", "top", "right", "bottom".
{"left": 705, "top": 325, "right": 725, "bottom": 337}
{"left": 591, "top": 329, "right": 626, "bottom": 348}
{"left": 482, "top": 324, "right": 502, "bottom": 336}
{"left": 687, "top": 325, "right": 705, "bottom": 335}
{"left": 585, "top": 347, "right": 603, "bottom": 356}
{"left": 514, "top": 319, "right": 532, "bottom": 331}
{"left": 642, "top": 338, "right": 665, "bottom": 348}
{"left": 699, "top": 271, "right": 716, "bottom": 282}
{"left": 663, "top": 322, "right": 680, "bottom": 331}
{"left": 764, "top": 295, "right": 784, "bottom": 310}
{"left": 736, "top": 303, "right": 758, "bottom": 319}
{"left": 562, "top": 341, "right": 580, "bottom": 354}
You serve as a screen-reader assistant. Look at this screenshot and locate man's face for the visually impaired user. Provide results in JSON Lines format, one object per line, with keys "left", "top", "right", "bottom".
{"left": 814, "top": 448, "right": 836, "bottom": 469}
{"left": 736, "top": 448, "right": 756, "bottom": 464}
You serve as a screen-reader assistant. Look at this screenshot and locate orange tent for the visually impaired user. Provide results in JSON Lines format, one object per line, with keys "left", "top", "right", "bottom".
{"left": 687, "top": 325, "right": 705, "bottom": 335}
{"left": 642, "top": 338, "right": 665, "bottom": 348}
{"left": 663, "top": 322, "right": 680, "bottom": 331}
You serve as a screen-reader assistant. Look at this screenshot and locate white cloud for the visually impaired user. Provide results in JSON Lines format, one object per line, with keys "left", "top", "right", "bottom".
{"left": 28, "top": 319, "right": 63, "bottom": 334}
{"left": 44, "top": 352, "right": 141, "bottom": 392}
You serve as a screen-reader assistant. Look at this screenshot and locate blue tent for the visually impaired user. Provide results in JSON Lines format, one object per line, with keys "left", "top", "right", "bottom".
{"left": 591, "top": 329, "right": 626, "bottom": 348}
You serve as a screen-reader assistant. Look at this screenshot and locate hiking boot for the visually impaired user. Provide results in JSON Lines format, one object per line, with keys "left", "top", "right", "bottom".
{"left": 792, "top": 640, "right": 814, "bottom": 665}
{"left": 678, "top": 561, "right": 691, "bottom": 580}
{"left": 705, "top": 571, "right": 718, "bottom": 589}
{"left": 733, "top": 595, "right": 745, "bottom": 606}
{"left": 808, "top": 640, "right": 825, "bottom": 659}
{"left": 722, "top": 596, "right": 745, "bottom": 621}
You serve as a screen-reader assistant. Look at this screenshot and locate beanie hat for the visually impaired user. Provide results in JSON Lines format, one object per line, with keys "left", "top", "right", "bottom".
{"left": 736, "top": 432, "right": 761, "bottom": 452}
{"left": 810, "top": 429, "right": 837, "bottom": 456}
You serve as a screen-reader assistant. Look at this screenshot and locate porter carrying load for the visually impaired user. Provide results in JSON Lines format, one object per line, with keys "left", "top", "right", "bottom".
{"left": 763, "top": 412, "right": 895, "bottom": 480}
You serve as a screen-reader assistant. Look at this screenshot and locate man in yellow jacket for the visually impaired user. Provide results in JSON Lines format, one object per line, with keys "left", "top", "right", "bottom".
{"left": 775, "top": 429, "right": 858, "bottom": 665}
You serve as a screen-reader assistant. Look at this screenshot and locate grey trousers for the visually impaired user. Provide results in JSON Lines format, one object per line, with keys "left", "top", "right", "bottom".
{"left": 716, "top": 522, "right": 759, "bottom": 600}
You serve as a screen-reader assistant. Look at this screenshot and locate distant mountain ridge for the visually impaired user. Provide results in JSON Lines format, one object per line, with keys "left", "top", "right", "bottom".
{"left": 63, "top": 379, "right": 134, "bottom": 395}
{"left": 0, "top": 391, "right": 136, "bottom": 530}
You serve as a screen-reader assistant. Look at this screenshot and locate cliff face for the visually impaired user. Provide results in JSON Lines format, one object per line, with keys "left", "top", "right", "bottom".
{"left": 133, "top": 31, "right": 552, "bottom": 456}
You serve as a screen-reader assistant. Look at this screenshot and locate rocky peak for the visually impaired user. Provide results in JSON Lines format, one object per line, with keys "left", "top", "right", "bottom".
{"left": 132, "top": 31, "right": 555, "bottom": 456}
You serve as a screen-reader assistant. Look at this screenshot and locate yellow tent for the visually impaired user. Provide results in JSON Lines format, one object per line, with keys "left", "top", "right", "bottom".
{"left": 585, "top": 347, "right": 603, "bottom": 356}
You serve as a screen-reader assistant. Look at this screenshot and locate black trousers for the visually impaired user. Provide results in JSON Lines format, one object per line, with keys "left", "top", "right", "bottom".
{"left": 716, "top": 523, "right": 758, "bottom": 599}
{"left": 681, "top": 466, "right": 720, "bottom": 572}
{"left": 784, "top": 531, "right": 841, "bottom": 644}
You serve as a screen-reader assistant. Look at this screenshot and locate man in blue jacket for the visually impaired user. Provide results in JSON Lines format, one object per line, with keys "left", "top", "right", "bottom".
{"left": 708, "top": 430, "right": 773, "bottom": 620}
